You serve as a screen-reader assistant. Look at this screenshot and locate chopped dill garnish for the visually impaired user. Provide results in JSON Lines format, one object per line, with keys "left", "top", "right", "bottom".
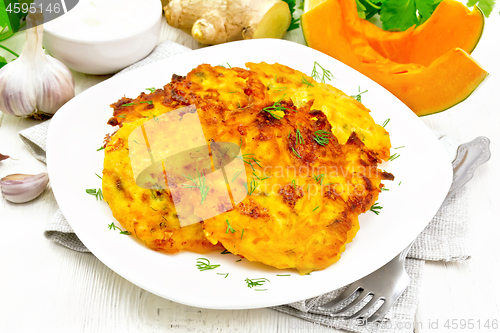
{"left": 313, "top": 173, "right": 324, "bottom": 185}
{"left": 394, "top": 146, "right": 405, "bottom": 149}
{"left": 301, "top": 76, "right": 314, "bottom": 87}
{"left": 241, "top": 229, "right": 245, "bottom": 240}
{"left": 221, "top": 249, "right": 231, "bottom": 254}
{"left": 226, "top": 219, "right": 236, "bottom": 234}
{"left": 182, "top": 169, "right": 210, "bottom": 205}
{"left": 270, "top": 86, "right": 288, "bottom": 92}
{"left": 262, "top": 94, "right": 294, "bottom": 119}
{"left": 146, "top": 87, "right": 156, "bottom": 93}
{"left": 245, "top": 277, "right": 270, "bottom": 289}
{"left": 370, "top": 202, "right": 383, "bottom": 215}
{"left": 117, "top": 115, "right": 126, "bottom": 118}
{"left": 313, "top": 130, "right": 330, "bottom": 146}
{"left": 236, "top": 259, "right": 242, "bottom": 262}
{"left": 388, "top": 153, "right": 400, "bottom": 161}
{"left": 108, "top": 222, "right": 131, "bottom": 235}
{"left": 231, "top": 170, "right": 244, "bottom": 183}
{"left": 229, "top": 90, "right": 239, "bottom": 93}
{"left": 311, "top": 61, "right": 333, "bottom": 83}
{"left": 313, "top": 206, "right": 320, "bottom": 212}
{"left": 252, "top": 172, "right": 269, "bottom": 181}
{"left": 86, "top": 188, "right": 103, "bottom": 201}
{"left": 277, "top": 274, "right": 291, "bottom": 276}
{"left": 381, "top": 187, "right": 390, "bottom": 191}
{"left": 236, "top": 154, "right": 262, "bottom": 171}
{"left": 140, "top": 101, "right": 153, "bottom": 105}
{"left": 217, "top": 273, "right": 229, "bottom": 278}
{"left": 226, "top": 62, "right": 232, "bottom": 68}
{"left": 296, "top": 128, "right": 304, "bottom": 145}
{"left": 291, "top": 147, "right": 302, "bottom": 158}
{"left": 95, "top": 173, "right": 102, "bottom": 180}
{"left": 292, "top": 179, "right": 296, "bottom": 190}
{"left": 350, "top": 86, "right": 368, "bottom": 103}
{"left": 399, "top": 181, "right": 402, "bottom": 186}
{"left": 121, "top": 103, "right": 137, "bottom": 107}
{"left": 255, "top": 289, "right": 268, "bottom": 291}
{"left": 196, "top": 258, "right": 220, "bottom": 271}
{"left": 243, "top": 178, "right": 259, "bottom": 195}
{"left": 382, "top": 118, "right": 390, "bottom": 128}
{"left": 96, "top": 146, "right": 104, "bottom": 151}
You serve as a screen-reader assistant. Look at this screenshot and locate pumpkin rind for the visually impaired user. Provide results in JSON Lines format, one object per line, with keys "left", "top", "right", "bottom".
{"left": 301, "top": 0, "right": 488, "bottom": 116}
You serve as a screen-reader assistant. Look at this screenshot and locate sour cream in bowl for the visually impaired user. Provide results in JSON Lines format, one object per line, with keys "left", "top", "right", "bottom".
{"left": 43, "top": 0, "right": 162, "bottom": 75}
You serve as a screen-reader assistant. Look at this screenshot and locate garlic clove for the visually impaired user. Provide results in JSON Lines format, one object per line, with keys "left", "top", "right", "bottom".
{"left": 0, "top": 153, "right": 9, "bottom": 161}
{"left": 1, "top": 172, "right": 49, "bottom": 203}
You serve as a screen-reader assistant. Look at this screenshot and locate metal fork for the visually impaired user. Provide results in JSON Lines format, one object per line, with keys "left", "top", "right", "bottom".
{"left": 318, "top": 136, "right": 491, "bottom": 323}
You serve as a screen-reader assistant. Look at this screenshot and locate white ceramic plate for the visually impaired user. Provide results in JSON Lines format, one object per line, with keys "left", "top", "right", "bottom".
{"left": 47, "top": 39, "right": 452, "bottom": 309}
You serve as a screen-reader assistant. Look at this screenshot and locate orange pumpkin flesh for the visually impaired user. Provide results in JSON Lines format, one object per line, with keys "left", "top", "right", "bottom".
{"left": 302, "top": 0, "right": 488, "bottom": 116}
{"left": 361, "top": 0, "right": 485, "bottom": 67}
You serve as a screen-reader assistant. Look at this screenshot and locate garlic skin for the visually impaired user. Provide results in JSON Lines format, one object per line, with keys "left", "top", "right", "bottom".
{"left": 0, "top": 153, "right": 9, "bottom": 161}
{"left": 0, "top": 12, "right": 74, "bottom": 119}
{"left": 1, "top": 173, "right": 49, "bottom": 203}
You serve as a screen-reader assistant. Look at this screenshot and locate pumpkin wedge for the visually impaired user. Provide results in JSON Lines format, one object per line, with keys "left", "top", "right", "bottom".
{"left": 302, "top": 0, "right": 488, "bottom": 116}
{"left": 360, "top": 0, "right": 484, "bottom": 67}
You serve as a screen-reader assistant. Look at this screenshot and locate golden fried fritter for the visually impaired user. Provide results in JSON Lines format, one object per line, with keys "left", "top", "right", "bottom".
{"left": 102, "top": 63, "right": 392, "bottom": 272}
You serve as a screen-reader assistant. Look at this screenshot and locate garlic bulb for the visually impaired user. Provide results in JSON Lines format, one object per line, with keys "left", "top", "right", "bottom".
{"left": 1, "top": 172, "right": 49, "bottom": 203}
{"left": 0, "top": 12, "right": 74, "bottom": 119}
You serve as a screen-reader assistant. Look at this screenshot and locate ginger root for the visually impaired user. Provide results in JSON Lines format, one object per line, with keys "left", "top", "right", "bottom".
{"left": 164, "top": 0, "right": 292, "bottom": 45}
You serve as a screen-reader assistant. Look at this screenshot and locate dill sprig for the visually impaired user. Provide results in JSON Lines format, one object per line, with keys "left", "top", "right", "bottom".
{"left": 252, "top": 172, "right": 269, "bottom": 181}
{"left": 296, "top": 128, "right": 304, "bottom": 145}
{"left": 245, "top": 277, "right": 270, "bottom": 289}
{"left": 313, "top": 206, "right": 320, "bottom": 212}
{"left": 243, "top": 178, "right": 259, "bottom": 195}
{"left": 95, "top": 173, "right": 102, "bottom": 180}
{"left": 140, "top": 101, "right": 153, "bottom": 105}
{"left": 313, "top": 130, "right": 330, "bottom": 146}
{"left": 226, "top": 219, "right": 236, "bottom": 234}
{"left": 121, "top": 102, "right": 137, "bottom": 107}
{"left": 196, "top": 258, "right": 220, "bottom": 271}
{"left": 382, "top": 118, "right": 390, "bottom": 128}
{"left": 313, "top": 173, "right": 324, "bottom": 185}
{"left": 108, "top": 222, "right": 131, "bottom": 235}
{"left": 301, "top": 76, "right": 314, "bottom": 87}
{"left": 388, "top": 153, "right": 400, "bottom": 161}
{"left": 146, "top": 87, "right": 156, "bottom": 93}
{"left": 262, "top": 94, "right": 294, "bottom": 119}
{"left": 311, "top": 61, "right": 334, "bottom": 83}
{"left": 350, "top": 86, "right": 368, "bottom": 103}
{"left": 277, "top": 274, "right": 291, "bottom": 276}
{"left": 291, "top": 146, "right": 302, "bottom": 159}
{"left": 86, "top": 188, "right": 103, "bottom": 201}
{"left": 96, "top": 146, "right": 105, "bottom": 151}
{"left": 236, "top": 154, "right": 262, "bottom": 171}
{"left": 217, "top": 273, "right": 229, "bottom": 278}
{"left": 182, "top": 169, "right": 210, "bottom": 205}
{"left": 231, "top": 170, "right": 244, "bottom": 183}
{"left": 370, "top": 202, "right": 383, "bottom": 215}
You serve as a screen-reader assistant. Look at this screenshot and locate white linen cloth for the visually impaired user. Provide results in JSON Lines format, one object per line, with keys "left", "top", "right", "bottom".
{"left": 19, "top": 40, "right": 471, "bottom": 333}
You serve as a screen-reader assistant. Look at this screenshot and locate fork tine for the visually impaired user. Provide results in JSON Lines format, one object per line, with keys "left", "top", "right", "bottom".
{"left": 345, "top": 295, "right": 384, "bottom": 319}
{"left": 366, "top": 299, "right": 392, "bottom": 323}
{"left": 330, "top": 289, "right": 372, "bottom": 316}
{"left": 317, "top": 283, "right": 361, "bottom": 311}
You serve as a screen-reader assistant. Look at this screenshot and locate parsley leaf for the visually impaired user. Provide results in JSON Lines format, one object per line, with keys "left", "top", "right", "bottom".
{"left": 379, "top": 0, "right": 419, "bottom": 31}
{"left": 284, "top": 0, "right": 301, "bottom": 31}
{"left": 415, "top": 0, "right": 441, "bottom": 22}
{"left": 467, "top": 0, "right": 496, "bottom": 17}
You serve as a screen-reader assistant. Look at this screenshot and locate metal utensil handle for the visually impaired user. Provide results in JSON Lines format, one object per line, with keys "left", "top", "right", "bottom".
{"left": 445, "top": 136, "right": 491, "bottom": 203}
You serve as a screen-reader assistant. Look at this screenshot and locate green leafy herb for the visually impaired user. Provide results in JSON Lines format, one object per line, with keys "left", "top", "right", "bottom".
{"left": 262, "top": 94, "right": 294, "bottom": 119}
{"left": 245, "top": 277, "right": 270, "bottom": 289}
{"left": 236, "top": 154, "right": 262, "bottom": 171}
{"left": 311, "top": 62, "right": 334, "bottom": 83}
{"left": 467, "top": 0, "right": 496, "bottom": 17}
{"left": 394, "top": 146, "right": 405, "bottom": 149}
{"left": 236, "top": 259, "right": 242, "bottom": 262}
{"left": 226, "top": 219, "right": 235, "bottom": 234}
{"left": 370, "top": 202, "right": 383, "bottom": 215}
{"left": 381, "top": 187, "right": 390, "bottom": 191}
{"left": 270, "top": 86, "right": 288, "bottom": 92}
{"left": 229, "top": 90, "right": 239, "bottom": 93}
{"left": 277, "top": 274, "right": 291, "bottom": 276}
{"left": 350, "top": 86, "right": 368, "bottom": 103}
{"left": 301, "top": 76, "right": 314, "bottom": 87}
{"left": 313, "top": 130, "right": 330, "bottom": 146}
{"left": 95, "top": 173, "right": 102, "bottom": 180}
{"left": 382, "top": 118, "right": 390, "bottom": 127}
{"left": 86, "top": 188, "right": 103, "bottom": 201}
{"left": 121, "top": 103, "right": 137, "bottom": 107}
{"left": 226, "top": 62, "right": 232, "bottom": 68}
{"left": 140, "top": 101, "right": 153, "bottom": 105}
{"left": 196, "top": 258, "right": 220, "bottom": 271}
{"left": 388, "top": 152, "right": 400, "bottom": 161}
{"left": 284, "top": 0, "right": 300, "bottom": 31}
{"left": 146, "top": 87, "right": 156, "bottom": 93}
{"left": 243, "top": 178, "right": 259, "bottom": 195}
{"left": 231, "top": 170, "right": 244, "bottom": 183}
{"left": 291, "top": 146, "right": 302, "bottom": 159}
{"left": 313, "top": 206, "right": 320, "bottom": 212}
{"left": 108, "top": 222, "right": 131, "bottom": 235}
{"left": 313, "top": 173, "right": 324, "bottom": 185}
{"left": 182, "top": 169, "right": 210, "bottom": 205}
{"left": 296, "top": 128, "right": 304, "bottom": 145}
{"left": 221, "top": 249, "right": 231, "bottom": 254}
{"left": 255, "top": 289, "right": 268, "bottom": 291}
{"left": 241, "top": 229, "right": 245, "bottom": 240}
{"left": 217, "top": 273, "right": 229, "bottom": 278}
{"left": 96, "top": 146, "right": 105, "bottom": 151}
